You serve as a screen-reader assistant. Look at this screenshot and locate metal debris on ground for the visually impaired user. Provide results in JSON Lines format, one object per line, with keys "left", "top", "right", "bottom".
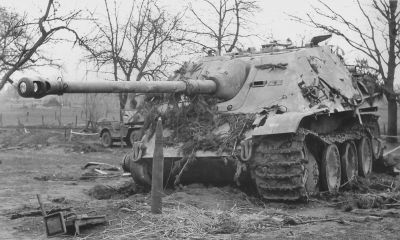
{"left": 10, "top": 207, "right": 72, "bottom": 220}
{"left": 82, "top": 162, "right": 120, "bottom": 171}
{"left": 65, "top": 213, "right": 106, "bottom": 235}
{"left": 36, "top": 194, "right": 106, "bottom": 237}
{"left": 80, "top": 169, "right": 123, "bottom": 180}
{"left": 80, "top": 162, "right": 123, "bottom": 179}
{"left": 0, "top": 146, "right": 23, "bottom": 151}
{"left": 94, "top": 169, "right": 108, "bottom": 175}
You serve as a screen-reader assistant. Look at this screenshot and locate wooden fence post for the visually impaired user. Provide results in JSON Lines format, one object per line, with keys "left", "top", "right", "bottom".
{"left": 151, "top": 117, "right": 164, "bottom": 214}
{"left": 0, "top": 113, "right": 3, "bottom": 127}
{"left": 42, "top": 115, "right": 45, "bottom": 126}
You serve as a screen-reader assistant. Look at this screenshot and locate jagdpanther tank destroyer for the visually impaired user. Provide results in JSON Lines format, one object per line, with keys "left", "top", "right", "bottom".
{"left": 17, "top": 35, "right": 383, "bottom": 201}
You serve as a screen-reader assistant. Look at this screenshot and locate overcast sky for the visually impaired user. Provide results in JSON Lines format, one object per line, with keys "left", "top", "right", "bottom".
{"left": 1, "top": 0, "right": 397, "bottom": 84}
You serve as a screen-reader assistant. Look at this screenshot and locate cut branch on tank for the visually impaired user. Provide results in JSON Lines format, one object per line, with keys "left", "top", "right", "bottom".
{"left": 138, "top": 91, "right": 255, "bottom": 157}
{"left": 135, "top": 90, "right": 255, "bottom": 186}
{"left": 290, "top": 0, "right": 400, "bottom": 140}
{"left": 0, "top": 0, "right": 83, "bottom": 91}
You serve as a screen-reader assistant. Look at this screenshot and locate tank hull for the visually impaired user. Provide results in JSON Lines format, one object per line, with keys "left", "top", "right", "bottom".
{"left": 123, "top": 111, "right": 381, "bottom": 201}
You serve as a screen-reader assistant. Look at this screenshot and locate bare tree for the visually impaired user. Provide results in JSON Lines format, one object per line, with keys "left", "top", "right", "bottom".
{"left": 291, "top": 0, "right": 400, "bottom": 140}
{"left": 183, "top": 0, "right": 259, "bottom": 55}
{"left": 83, "top": 0, "right": 184, "bottom": 117}
{"left": 0, "top": 0, "right": 81, "bottom": 91}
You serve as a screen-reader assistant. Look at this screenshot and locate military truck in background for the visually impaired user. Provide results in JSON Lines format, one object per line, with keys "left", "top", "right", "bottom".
{"left": 97, "top": 109, "right": 143, "bottom": 147}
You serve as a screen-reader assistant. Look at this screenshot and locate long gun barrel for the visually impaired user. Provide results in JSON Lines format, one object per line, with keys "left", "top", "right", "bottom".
{"left": 16, "top": 77, "right": 217, "bottom": 99}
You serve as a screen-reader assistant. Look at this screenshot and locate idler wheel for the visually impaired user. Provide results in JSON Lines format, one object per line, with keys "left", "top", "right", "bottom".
{"left": 339, "top": 141, "right": 358, "bottom": 183}
{"left": 304, "top": 147, "right": 319, "bottom": 196}
{"left": 130, "top": 160, "right": 152, "bottom": 187}
{"left": 357, "top": 137, "right": 373, "bottom": 177}
{"left": 129, "top": 130, "right": 141, "bottom": 146}
{"left": 101, "top": 130, "right": 112, "bottom": 148}
{"left": 321, "top": 144, "right": 341, "bottom": 193}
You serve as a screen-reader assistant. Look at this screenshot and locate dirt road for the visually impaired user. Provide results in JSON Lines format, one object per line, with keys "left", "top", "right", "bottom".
{"left": 0, "top": 147, "right": 130, "bottom": 239}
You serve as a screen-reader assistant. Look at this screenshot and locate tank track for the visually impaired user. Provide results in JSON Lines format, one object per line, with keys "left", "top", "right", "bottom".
{"left": 251, "top": 123, "right": 375, "bottom": 201}
{"left": 251, "top": 130, "right": 309, "bottom": 201}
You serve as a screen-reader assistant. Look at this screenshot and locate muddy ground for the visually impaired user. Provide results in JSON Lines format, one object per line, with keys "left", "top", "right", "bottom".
{"left": 1, "top": 129, "right": 400, "bottom": 240}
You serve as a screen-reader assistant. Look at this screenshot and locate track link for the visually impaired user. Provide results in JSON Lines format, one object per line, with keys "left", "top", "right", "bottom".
{"left": 251, "top": 132, "right": 308, "bottom": 201}
{"left": 251, "top": 117, "right": 381, "bottom": 201}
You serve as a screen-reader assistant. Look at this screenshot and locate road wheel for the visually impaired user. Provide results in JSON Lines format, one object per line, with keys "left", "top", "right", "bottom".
{"left": 357, "top": 137, "right": 373, "bottom": 177}
{"left": 101, "top": 131, "right": 112, "bottom": 148}
{"left": 339, "top": 141, "right": 358, "bottom": 183}
{"left": 367, "top": 120, "right": 382, "bottom": 160}
{"left": 304, "top": 146, "right": 319, "bottom": 196}
{"left": 321, "top": 144, "right": 341, "bottom": 193}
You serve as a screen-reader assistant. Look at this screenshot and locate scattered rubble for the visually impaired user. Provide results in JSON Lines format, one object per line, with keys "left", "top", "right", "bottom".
{"left": 383, "top": 153, "right": 400, "bottom": 173}
{"left": 87, "top": 181, "right": 144, "bottom": 200}
{"left": 350, "top": 208, "right": 400, "bottom": 218}
{"left": 0, "top": 146, "right": 23, "bottom": 151}
{"left": 34, "top": 162, "right": 124, "bottom": 182}
{"left": 313, "top": 172, "right": 400, "bottom": 212}
{"left": 80, "top": 161, "right": 124, "bottom": 180}
{"left": 33, "top": 173, "right": 77, "bottom": 181}
{"left": 208, "top": 212, "right": 240, "bottom": 234}
{"left": 67, "top": 142, "right": 107, "bottom": 153}
{"left": 51, "top": 197, "right": 67, "bottom": 204}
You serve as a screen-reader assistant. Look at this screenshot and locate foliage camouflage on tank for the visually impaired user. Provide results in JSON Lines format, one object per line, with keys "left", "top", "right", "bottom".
{"left": 17, "top": 35, "right": 383, "bottom": 201}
